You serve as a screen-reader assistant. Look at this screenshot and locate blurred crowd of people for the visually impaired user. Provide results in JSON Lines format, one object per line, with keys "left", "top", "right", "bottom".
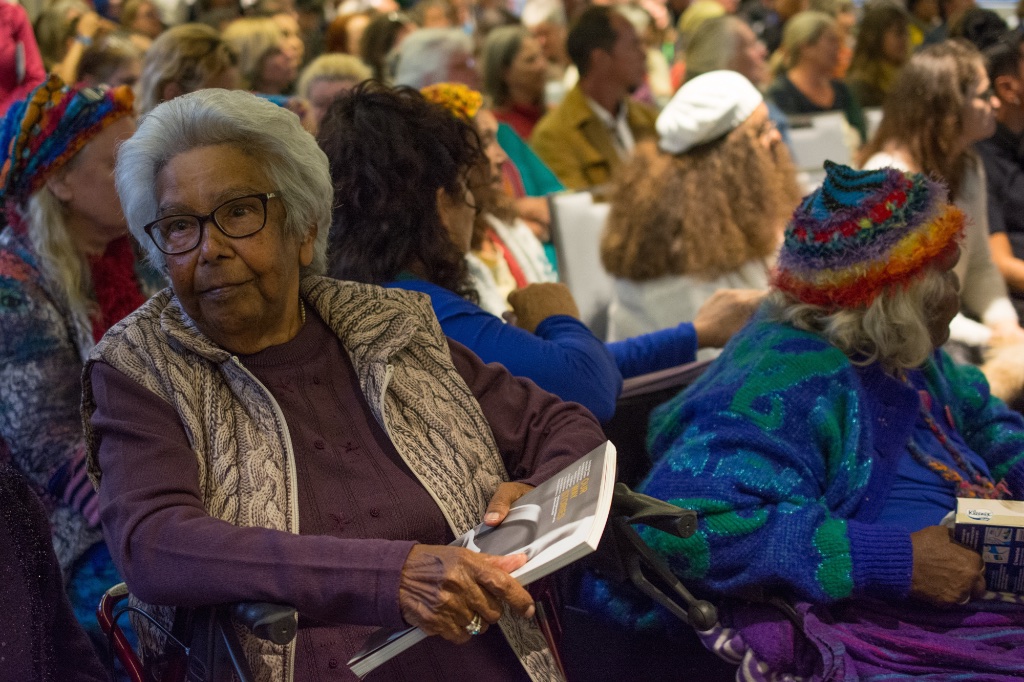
{"left": 5, "top": 0, "right": 1024, "bottom": 678}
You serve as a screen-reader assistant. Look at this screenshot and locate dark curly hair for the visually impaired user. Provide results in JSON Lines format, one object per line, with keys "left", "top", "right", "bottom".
{"left": 318, "top": 81, "right": 484, "bottom": 301}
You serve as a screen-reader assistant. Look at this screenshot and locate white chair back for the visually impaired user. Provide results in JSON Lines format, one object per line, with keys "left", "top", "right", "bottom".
{"left": 864, "top": 107, "right": 883, "bottom": 141}
{"left": 788, "top": 112, "right": 853, "bottom": 188}
{"left": 548, "top": 192, "right": 614, "bottom": 339}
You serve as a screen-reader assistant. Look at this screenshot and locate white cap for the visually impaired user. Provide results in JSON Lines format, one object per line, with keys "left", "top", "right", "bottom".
{"left": 656, "top": 70, "right": 764, "bottom": 155}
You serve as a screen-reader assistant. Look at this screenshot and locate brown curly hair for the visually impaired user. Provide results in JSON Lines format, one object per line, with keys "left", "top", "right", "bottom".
{"left": 601, "top": 121, "right": 801, "bottom": 281}
{"left": 855, "top": 41, "right": 983, "bottom": 199}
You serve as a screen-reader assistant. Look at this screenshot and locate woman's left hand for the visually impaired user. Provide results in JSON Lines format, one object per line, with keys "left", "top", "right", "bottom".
{"left": 484, "top": 482, "right": 534, "bottom": 526}
{"left": 398, "top": 545, "right": 534, "bottom": 643}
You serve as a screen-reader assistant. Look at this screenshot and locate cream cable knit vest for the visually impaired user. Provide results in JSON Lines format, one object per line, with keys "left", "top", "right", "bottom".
{"left": 82, "top": 276, "right": 561, "bottom": 682}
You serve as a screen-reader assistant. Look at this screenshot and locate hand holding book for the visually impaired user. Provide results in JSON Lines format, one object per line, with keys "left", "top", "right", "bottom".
{"left": 397, "top": 545, "right": 534, "bottom": 644}
{"left": 350, "top": 442, "right": 616, "bottom": 678}
{"left": 484, "top": 482, "right": 536, "bottom": 526}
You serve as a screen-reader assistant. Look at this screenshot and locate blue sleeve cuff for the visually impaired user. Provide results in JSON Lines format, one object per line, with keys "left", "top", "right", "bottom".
{"left": 606, "top": 322, "right": 698, "bottom": 379}
{"left": 847, "top": 520, "right": 913, "bottom": 600}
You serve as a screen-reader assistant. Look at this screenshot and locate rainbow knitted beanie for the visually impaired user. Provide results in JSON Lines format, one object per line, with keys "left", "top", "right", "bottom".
{"left": 0, "top": 75, "right": 134, "bottom": 210}
{"left": 772, "top": 161, "right": 965, "bottom": 310}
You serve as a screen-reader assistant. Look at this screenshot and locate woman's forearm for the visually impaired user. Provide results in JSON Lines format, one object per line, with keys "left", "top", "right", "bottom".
{"left": 90, "top": 361, "right": 413, "bottom": 627}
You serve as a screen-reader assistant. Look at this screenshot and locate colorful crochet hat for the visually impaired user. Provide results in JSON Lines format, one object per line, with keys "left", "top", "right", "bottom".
{"left": 420, "top": 82, "right": 483, "bottom": 121}
{"left": 0, "top": 74, "right": 134, "bottom": 209}
{"left": 772, "top": 161, "right": 965, "bottom": 309}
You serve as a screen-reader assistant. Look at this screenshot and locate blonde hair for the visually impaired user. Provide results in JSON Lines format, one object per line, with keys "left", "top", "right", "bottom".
{"left": 296, "top": 54, "right": 372, "bottom": 100}
{"left": 22, "top": 188, "right": 96, "bottom": 337}
{"left": 602, "top": 128, "right": 801, "bottom": 281}
{"left": 34, "top": 0, "right": 91, "bottom": 68}
{"left": 771, "top": 11, "right": 836, "bottom": 75}
{"left": 677, "top": 0, "right": 727, "bottom": 47}
{"left": 684, "top": 16, "right": 744, "bottom": 82}
{"left": 221, "top": 17, "right": 284, "bottom": 89}
{"left": 764, "top": 269, "right": 949, "bottom": 371}
{"left": 136, "top": 23, "right": 238, "bottom": 115}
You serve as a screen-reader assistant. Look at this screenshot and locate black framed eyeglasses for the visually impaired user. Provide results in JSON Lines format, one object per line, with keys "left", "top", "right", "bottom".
{"left": 144, "top": 192, "right": 279, "bottom": 255}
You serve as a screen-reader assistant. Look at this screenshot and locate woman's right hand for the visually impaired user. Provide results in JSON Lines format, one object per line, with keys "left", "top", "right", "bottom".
{"left": 507, "top": 283, "right": 580, "bottom": 334}
{"left": 909, "top": 525, "right": 986, "bottom": 606}
{"left": 398, "top": 545, "right": 535, "bottom": 643}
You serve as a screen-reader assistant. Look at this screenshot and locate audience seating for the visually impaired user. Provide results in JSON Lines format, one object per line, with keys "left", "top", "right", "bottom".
{"left": 787, "top": 112, "right": 853, "bottom": 188}
{"left": 864, "top": 107, "right": 883, "bottom": 140}
{"left": 604, "top": 360, "right": 712, "bottom": 487}
{"left": 548, "top": 191, "right": 614, "bottom": 340}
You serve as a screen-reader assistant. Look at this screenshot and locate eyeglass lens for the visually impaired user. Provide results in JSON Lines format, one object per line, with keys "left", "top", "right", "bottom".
{"left": 150, "top": 194, "right": 269, "bottom": 254}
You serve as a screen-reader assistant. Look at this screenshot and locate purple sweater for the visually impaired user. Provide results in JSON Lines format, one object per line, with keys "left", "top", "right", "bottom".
{"left": 91, "top": 311, "right": 605, "bottom": 681}
{"left": 0, "top": 462, "right": 107, "bottom": 681}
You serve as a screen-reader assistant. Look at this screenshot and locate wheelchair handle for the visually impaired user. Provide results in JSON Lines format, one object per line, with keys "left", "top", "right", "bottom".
{"left": 231, "top": 602, "right": 298, "bottom": 645}
{"left": 612, "top": 483, "right": 698, "bottom": 539}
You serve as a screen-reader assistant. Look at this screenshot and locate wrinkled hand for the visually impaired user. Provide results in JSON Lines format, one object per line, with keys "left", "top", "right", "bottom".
{"left": 910, "top": 525, "right": 985, "bottom": 606}
{"left": 507, "top": 283, "right": 580, "bottom": 334}
{"left": 398, "top": 545, "right": 534, "bottom": 643}
{"left": 484, "top": 482, "right": 534, "bottom": 526}
{"left": 692, "top": 289, "right": 764, "bottom": 349}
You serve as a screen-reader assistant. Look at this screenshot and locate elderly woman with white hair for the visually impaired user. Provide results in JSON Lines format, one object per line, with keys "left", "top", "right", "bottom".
{"left": 86, "top": 87, "right": 605, "bottom": 680}
{"left": 392, "top": 27, "right": 479, "bottom": 90}
{"left": 296, "top": 52, "right": 372, "bottom": 133}
{"left": 617, "top": 162, "right": 1024, "bottom": 679}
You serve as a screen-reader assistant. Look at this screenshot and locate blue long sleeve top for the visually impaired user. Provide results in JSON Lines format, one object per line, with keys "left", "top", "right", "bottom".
{"left": 639, "top": 316, "right": 1024, "bottom": 605}
{"left": 386, "top": 278, "right": 698, "bottom": 422}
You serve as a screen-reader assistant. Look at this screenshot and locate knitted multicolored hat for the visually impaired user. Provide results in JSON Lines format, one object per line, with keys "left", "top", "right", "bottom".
{"left": 420, "top": 82, "right": 483, "bottom": 121}
{"left": 772, "top": 161, "right": 965, "bottom": 310}
{"left": 0, "top": 74, "right": 134, "bottom": 209}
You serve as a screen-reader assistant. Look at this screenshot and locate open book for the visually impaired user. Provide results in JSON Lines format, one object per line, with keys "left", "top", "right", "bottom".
{"left": 954, "top": 498, "right": 1024, "bottom": 593}
{"left": 348, "top": 441, "right": 617, "bottom": 678}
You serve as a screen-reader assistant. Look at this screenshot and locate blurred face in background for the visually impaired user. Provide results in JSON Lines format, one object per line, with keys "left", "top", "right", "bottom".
{"left": 476, "top": 109, "right": 508, "bottom": 187}
{"left": 259, "top": 46, "right": 297, "bottom": 93}
{"left": 961, "top": 65, "right": 998, "bottom": 144}
{"left": 106, "top": 57, "right": 142, "bottom": 88}
{"left": 446, "top": 49, "right": 480, "bottom": 88}
{"left": 800, "top": 26, "right": 841, "bottom": 75}
{"left": 505, "top": 36, "right": 547, "bottom": 102}
{"left": 911, "top": 0, "right": 939, "bottom": 23}
{"left": 50, "top": 117, "right": 137, "bottom": 251}
{"left": 128, "top": 0, "right": 165, "bottom": 39}
{"left": 530, "top": 21, "right": 568, "bottom": 65}
{"left": 607, "top": 13, "right": 647, "bottom": 92}
{"left": 307, "top": 78, "right": 357, "bottom": 131}
{"left": 882, "top": 23, "right": 909, "bottom": 64}
{"left": 729, "top": 21, "right": 769, "bottom": 87}
{"left": 273, "top": 12, "right": 305, "bottom": 70}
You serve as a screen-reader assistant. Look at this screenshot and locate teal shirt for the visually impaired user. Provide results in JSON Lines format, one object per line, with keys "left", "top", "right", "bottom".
{"left": 496, "top": 123, "right": 564, "bottom": 197}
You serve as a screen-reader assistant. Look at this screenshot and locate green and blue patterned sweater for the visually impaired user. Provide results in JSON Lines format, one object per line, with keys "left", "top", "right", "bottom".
{"left": 639, "top": 316, "right": 1024, "bottom": 604}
